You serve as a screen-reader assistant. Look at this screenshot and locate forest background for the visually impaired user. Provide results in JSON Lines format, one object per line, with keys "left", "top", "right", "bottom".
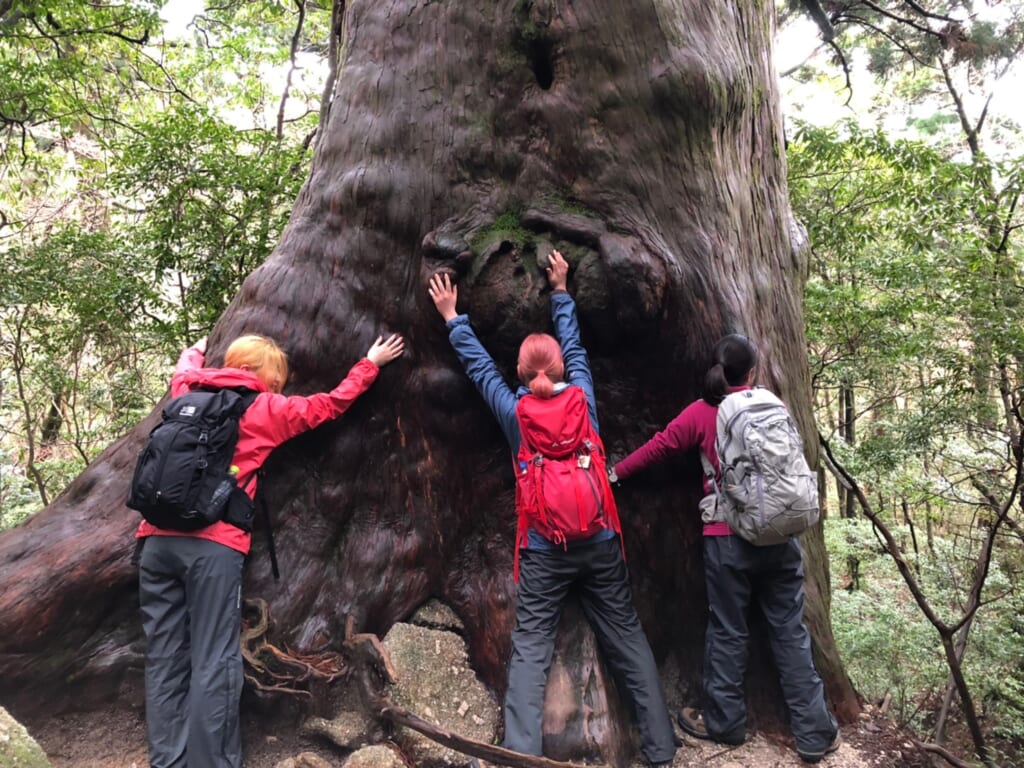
{"left": 1, "top": 1, "right": 1022, "bottom": 766}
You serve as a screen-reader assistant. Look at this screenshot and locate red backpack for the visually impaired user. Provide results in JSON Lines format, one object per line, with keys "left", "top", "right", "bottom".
{"left": 513, "top": 386, "right": 622, "bottom": 579}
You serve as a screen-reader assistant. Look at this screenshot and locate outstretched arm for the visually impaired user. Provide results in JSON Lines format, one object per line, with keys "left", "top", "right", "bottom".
{"left": 254, "top": 332, "right": 405, "bottom": 445}
{"left": 170, "top": 336, "right": 207, "bottom": 397}
{"left": 546, "top": 251, "right": 599, "bottom": 430}
{"left": 428, "top": 273, "right": 519, "bottom": 446}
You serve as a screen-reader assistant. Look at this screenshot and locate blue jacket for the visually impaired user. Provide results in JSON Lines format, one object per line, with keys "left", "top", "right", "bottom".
{"left": 445, "top": 290, "right": 615, "bottom": 548}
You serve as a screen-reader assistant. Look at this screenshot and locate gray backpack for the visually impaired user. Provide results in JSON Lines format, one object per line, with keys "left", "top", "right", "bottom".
{"left": 700, "top": 388, "right": 819, "bottom": 545}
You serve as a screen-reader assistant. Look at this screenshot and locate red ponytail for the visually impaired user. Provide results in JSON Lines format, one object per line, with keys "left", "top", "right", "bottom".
{"left": 517, "top": 334, "right": 565, "bottom": 399}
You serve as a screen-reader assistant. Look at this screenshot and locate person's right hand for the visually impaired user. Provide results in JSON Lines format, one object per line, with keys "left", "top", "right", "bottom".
{"left": 428, "top": 273, "right": 459, "bottom": 322}
{"left": 366, "top": 334, "right": 405, "bottom": 367}
{"left": 192, "top": 336, "right": 208, "bottom": 354}
{"left": 546, "top": 250, "right": 569, "bottom": 291}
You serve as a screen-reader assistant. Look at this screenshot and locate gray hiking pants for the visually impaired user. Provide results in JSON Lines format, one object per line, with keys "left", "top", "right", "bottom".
{"left": 503, "top": 536, "right": 677, "bottom": 764}
{"left": 702, "top": 534, "right": 837, "bottom": 755}
{"left": 139, "top": 535, "right": 245, "bottom": 768}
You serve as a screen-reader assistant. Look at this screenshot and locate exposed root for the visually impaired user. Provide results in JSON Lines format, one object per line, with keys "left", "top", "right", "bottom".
{"left": 239, "top": 602, "right": 597, "bottom": 767}
{"left": 241, "top": 598, "right": 348, "bottom": 698}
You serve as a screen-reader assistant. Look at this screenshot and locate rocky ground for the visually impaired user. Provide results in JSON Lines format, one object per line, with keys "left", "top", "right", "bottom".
{"left": 13, "top": 603, "right": 942, "bottom": 768}
{"left": 22, "top": 698, "right": 935, "bottom": 768}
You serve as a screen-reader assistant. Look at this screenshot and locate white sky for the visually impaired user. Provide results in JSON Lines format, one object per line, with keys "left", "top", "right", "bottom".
{"left": 776, "top": 15, "right": 1023, "bottom": 158}
{"left": 160, "top": 0, "right": 205, "bottom": 40}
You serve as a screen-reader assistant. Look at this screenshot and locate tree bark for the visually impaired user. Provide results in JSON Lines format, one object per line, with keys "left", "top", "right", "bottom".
{"left": 0, "top": 0, "right": 859, "bottom": 761}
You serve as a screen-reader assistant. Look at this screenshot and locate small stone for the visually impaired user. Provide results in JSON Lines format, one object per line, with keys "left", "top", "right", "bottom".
{"left": 457, "top": 701, "right": 469, "bottom": 717}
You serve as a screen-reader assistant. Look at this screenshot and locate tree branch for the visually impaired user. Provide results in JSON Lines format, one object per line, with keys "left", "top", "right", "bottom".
{"left": 838, "top": 13, "right": 934, "bottom": 68}
{"left": 901, "top": 1, "right": 956, "bottom": 23}
{"left": 317, "top": 0, "right": 345, "bottom": 146}
{"left": 819, "top": 435, "right": 948, "bottom": 631}
{"left": 858, "top": 0, "right": 940, "bottom": 37}
{"left": 276, "top": 0, "right": 306, "bottom": 140}
{"left": 800, "top": 0, "right": 835, "bottom": 42}
{"left": 378, "top": 703, "right": 608, "bottom": 768}
{"left": 913, "top": 738, "right": 980, "bottom": 768}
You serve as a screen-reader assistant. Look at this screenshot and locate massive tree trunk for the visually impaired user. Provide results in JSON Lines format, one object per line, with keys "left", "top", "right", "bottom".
{"left": 0, "top": 0, "right": 858, "bottom": 762}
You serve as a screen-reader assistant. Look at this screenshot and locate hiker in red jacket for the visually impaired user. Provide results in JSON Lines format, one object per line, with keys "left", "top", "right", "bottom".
{"left": 137, "top": 331, "right": 403, "bottom": 768}
{"left": 428, "top": 251, "right": 676, "bottom": 768}
{"left": 611, "top": 334, "right": 840, "bottom": 764}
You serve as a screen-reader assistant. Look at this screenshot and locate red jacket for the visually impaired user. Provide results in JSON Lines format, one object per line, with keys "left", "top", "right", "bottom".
{"left": 135, "top": 345, "right": 381, "bottom": 554}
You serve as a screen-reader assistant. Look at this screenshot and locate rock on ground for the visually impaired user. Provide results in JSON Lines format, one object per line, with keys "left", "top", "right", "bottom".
{"left": 383, "top": 621, "right": 500, "bottom": 765}
{"left": 0, "top": 707, "right": 51, "bottom": 768}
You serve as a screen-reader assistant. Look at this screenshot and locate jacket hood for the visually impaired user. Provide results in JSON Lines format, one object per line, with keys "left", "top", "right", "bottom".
{"left": 177, "top": 367, "right": 267, "bottom": 393}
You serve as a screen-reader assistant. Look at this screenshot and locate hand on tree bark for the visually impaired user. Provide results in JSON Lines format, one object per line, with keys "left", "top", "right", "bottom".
{"left": 428, "top": 272, "right": 459, "bottom": 322}
{"left": 366, "top": 334, "right": 405, "bottom": 367}
{"left": 546, "top": 250, "right": 568, "bottom": 291}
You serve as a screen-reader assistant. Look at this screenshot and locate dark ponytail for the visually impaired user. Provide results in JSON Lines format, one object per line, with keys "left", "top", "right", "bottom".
{"left": 702, "top": 334, "right": 757, "bottom": 405}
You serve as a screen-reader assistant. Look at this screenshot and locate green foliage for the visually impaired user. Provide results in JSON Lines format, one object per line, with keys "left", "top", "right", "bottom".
{"left": 790, "top": 120, "right": 1024, "bottom": 503}
{"left": 827, "top": 520, "right": 1024, "bottom": 738}
{"left": 790, "top": 96, "right": 1024, "bottom": 752}
{"left": 107, "top": 102, "right": 309, "bottom": 335}
{"left": 0, "top": 450, "right": 39, "bottom": 529}
{"left": 0, "top": 0, "right": 327, "bottom": 523}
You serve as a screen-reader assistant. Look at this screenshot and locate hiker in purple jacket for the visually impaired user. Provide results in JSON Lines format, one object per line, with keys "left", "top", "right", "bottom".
{"left": 611, "top": 334, "right": 841, "bottom": 764}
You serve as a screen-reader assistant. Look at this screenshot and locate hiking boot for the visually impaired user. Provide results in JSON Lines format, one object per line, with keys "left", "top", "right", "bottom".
{"left": 798, "top": 731, "right": 842, "bottom": 763}
{"left": 677, "top": 707, "right": 745, "bottom": 746}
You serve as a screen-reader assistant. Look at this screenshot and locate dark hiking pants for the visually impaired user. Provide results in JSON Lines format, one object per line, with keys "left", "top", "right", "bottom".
{"left": 701, "top": 535, "right": 837, "bottom": 755}
{"left": 503, "top": 536, "right": 676, "bottom": 764}
{"left": 140, "top": 536, "right": 245, "bottom": 768}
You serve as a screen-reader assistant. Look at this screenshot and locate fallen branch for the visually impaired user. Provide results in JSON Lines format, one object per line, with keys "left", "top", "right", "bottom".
{"left": 912, "top": 739, "right": 976, "bottom": 768}
{"left": 378, "top": 702, "right": 610, "bottom": 768}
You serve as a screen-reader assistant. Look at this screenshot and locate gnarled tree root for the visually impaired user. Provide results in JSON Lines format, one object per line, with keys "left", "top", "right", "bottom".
{"left": 241, "top": 598, "right": 347, "bottom": 697}
{"left": 240, "top": 600, "right": 606, "bottom": 768}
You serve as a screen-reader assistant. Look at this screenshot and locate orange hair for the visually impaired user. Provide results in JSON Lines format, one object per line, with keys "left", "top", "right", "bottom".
{"left": 224, "top": 335, "right": 288, "bottom": 393}
{"left": 517, "top": 333, "right": 565, "bottom": 399}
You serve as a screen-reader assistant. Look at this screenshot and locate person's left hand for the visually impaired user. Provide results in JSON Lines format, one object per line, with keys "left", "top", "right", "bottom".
{"left": 546, "top": 250, "right": 569, "bottom": 291}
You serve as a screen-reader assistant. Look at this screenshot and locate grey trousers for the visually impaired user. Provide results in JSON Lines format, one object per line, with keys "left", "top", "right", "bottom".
{"left": 702, "top": 535, "right": 837, "bottom": 754}
{"left": 139, "top": 535, "right": 245, "bottom": 768}
{"left": 503, "top": 536, "right": 677, "bottom": 764}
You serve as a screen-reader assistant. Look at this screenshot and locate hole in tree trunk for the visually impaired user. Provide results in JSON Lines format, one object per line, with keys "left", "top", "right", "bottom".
{"left": 526, "top": 39, "right": 554, "bottom": 89}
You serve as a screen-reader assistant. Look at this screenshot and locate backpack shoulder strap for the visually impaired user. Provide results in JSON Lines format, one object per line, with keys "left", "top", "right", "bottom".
{"left": 255, "top": 471, "right": 280, "bottom": 582}
{"left": 238, "top": 388, "right": 260, "bottom": 410}
{"left": 229, "top": 389, "right": 277, "bottom": 581}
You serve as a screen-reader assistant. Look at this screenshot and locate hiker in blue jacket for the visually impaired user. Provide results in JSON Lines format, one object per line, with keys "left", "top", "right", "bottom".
{"left": 428, "top": 250, "right": 676, "bottom": 768}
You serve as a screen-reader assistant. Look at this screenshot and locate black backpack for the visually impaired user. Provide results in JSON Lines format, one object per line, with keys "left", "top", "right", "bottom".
{"left": 128, "top": 387, "right": 258, "bottom": 531}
